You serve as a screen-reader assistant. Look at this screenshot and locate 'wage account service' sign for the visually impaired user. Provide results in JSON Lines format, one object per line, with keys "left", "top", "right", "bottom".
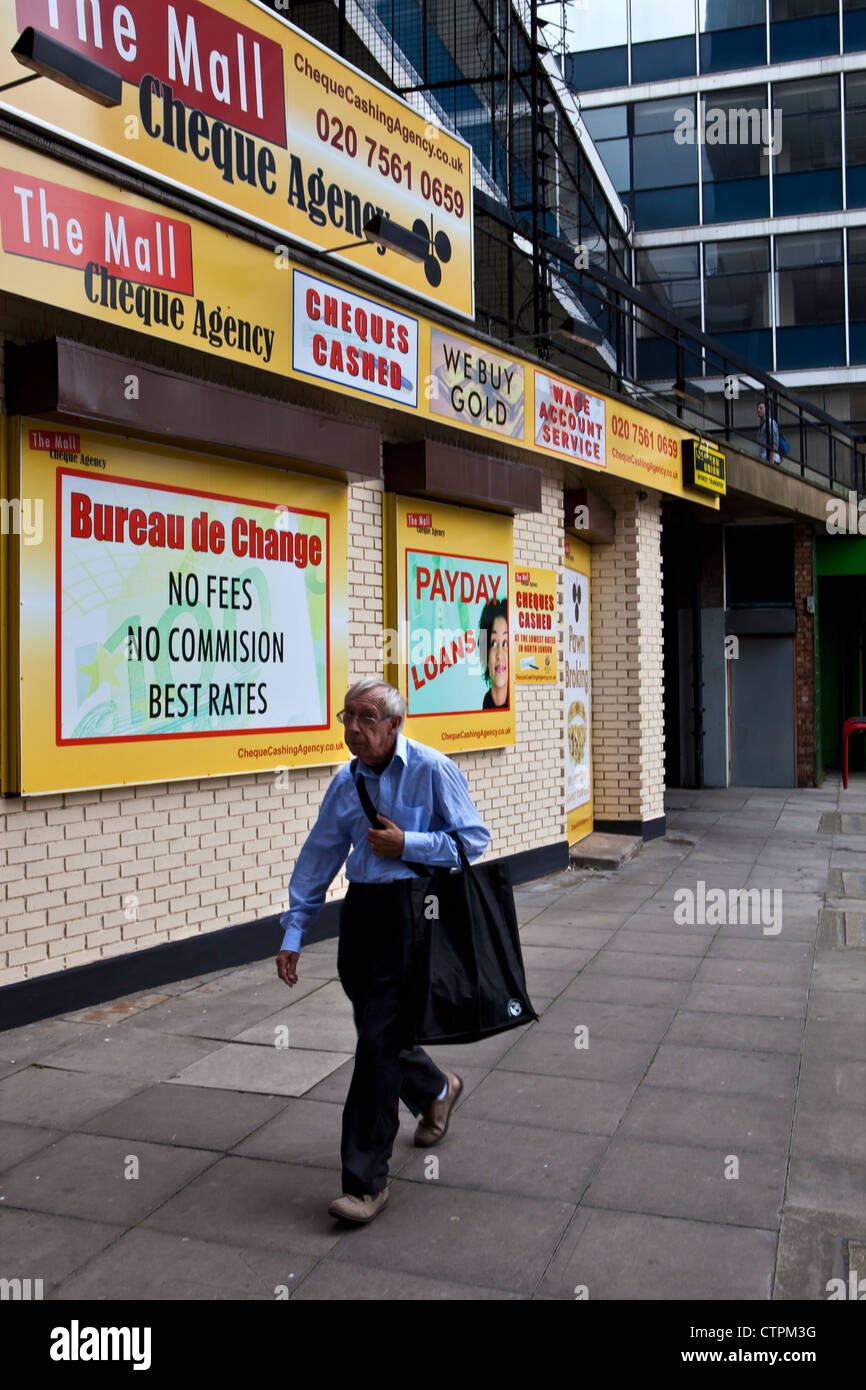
{"left": 1, "top": 0, "right": 474, "bottom": 317}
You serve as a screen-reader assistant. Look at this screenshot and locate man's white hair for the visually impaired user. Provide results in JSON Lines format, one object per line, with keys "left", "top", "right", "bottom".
{"left": 345, "top": 677, "right": 406, "bottom": 729}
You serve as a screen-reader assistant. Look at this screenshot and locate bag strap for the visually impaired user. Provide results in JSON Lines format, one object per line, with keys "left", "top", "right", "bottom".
{"left": 350, "top": 758, "right": 468, "bottom": 879}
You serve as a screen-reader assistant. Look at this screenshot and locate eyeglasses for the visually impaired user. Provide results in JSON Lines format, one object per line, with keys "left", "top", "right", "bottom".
{"left": 336, "top": 709, "right": 392, "bottom": 728}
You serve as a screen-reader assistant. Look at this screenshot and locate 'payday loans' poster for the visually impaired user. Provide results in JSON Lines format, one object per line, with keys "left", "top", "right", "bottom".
{"left": 384, "top": 496, "right": 514, "bottom": 753}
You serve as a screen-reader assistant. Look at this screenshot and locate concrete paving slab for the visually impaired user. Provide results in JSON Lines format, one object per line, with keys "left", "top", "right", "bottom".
{"left": 0, "top": 1123, "right": 65, "bottom": 1173}
{"left": 682, "top": 983, "right": 809, "bottom": 1018}
{"left": 234, "top": 1003, "right": 357, "bottom": 1054}
{"left": 785, "top": 1154, "right": 866, "bottom": 1221}
{"left": 78, "top": 1082, "right": 289, "bottom": 1150}
{"left": 795, "top": 1058, "right": 866, "bottom": 1108}
{"left": 533, "top": 1207, "right": 777, "bottom": 1301}
{"left": 811, "top": 957, "right": 866, "bottom": 993}
{"left": 807, "top": 990, "right": 866, "bottom": 1024}
{"left": 424, "top": 1028, "right": 532, "bottom": 1071}
{"left": 500, "top": 1027, "right": 658, "bottom": 1086}
{"left": 462, "top": 1069, "right": 635, "bottom": 1136}
{"left": 396, "top": 1116, "right": 607, "bottom": 1202}
{"left": 665, "top": 1010, "right": 804, "bottom": 1055}
{"left": 558, "top": 974, "right": 690, "bottom": 1008}
{"left": 707, "top": 938, "right": 813, "bottom": 964}
{"left": 0, "top": 1208, "right": 124, "bottom": 1293}
{"left": 167, "top": 1041, "right": 351, "bottom": 1097}
{"left": 804, "top": 1018, "right": 866, "bottom": 1060}
{"left": 644, "top": 1043, "right": 799, "bottom": 1100}
{"left": 569, "top": 832, "right": 643, "bottom": 870}
{"left": 618, "top": 1085, "right": 794, "bottom": 1153}
{"left": 693, "top": 958, "right": 813, "bottom": 989}
{"left": 519, "top": 944, "right": 597, "bottom": 973}
{"left": 773, "top": 1209, "right": 866, "bottom": 1300}
{"left": 582, "top": 1137, "right": 786, "bottom": 1229}
{"left": 518, "top": 923, "right": 618, "bottom": 950}
{"left": 0, "top": 1066, "right": 148, "bottom": 1130}
{"left": 580, "top": 951, "right": 700, "bottom": 982}
{"left": 37, "top": 1026, "right": 223, "bottom": 1083}
{"left": 327, "top": 1179, "right": 574, "bottom": 1295}
{"left": 231, "top": 1096, "right": 351, "bottom": 1170}
{"left": 541, "top": 998, "right": 677, "bottom": 1042}
{"left": 53, "top": 1227, "right": 316, "bottom": 1300}
{"left": 59, "top": 992, "right": 176, "bottom": 1025}
{"left": 140, "top": 1155, "right": 360, "bottom": 1255}
{"left": 791, "top": 1099, "right": 866, "bottom": 1164}
{"left": 0, "top": 1019, "right": 108, "bottom": 1065}
{"left": 0, "top": 1131, "right": 219, "bottom": 1224}
{"left": 609, "top": 929, "right": 709, "bottom": 957}
{"left": 290, "top": 1258, "right": 524, "bottom": 1300}
{"left": 105, "top": 992, "right": 289, "bottom": 1042}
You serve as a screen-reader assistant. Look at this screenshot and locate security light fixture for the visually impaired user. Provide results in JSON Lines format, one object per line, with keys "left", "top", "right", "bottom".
{"left": 362, "top": 214, "right": 428, "bottom": 262}
{"left": 7, "top": 27, "right": 122, "bottom": 106}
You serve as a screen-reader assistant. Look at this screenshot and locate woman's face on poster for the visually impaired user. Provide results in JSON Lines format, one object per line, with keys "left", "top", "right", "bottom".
{"left": 488, "top": 615, "right": 508, "bottom": 695}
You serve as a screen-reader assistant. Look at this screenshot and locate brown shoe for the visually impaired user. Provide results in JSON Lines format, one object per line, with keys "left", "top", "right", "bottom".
{"left": 328, "top": 1187, "right": 390, "bottom": 1223}
{"left": 413, "top": 1072, "right": 463, "bottom": 1147}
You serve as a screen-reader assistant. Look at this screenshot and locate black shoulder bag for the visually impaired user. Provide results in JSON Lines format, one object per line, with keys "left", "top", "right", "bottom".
{"left": 350, "top": 760, "right": 537, "bottom": 1045}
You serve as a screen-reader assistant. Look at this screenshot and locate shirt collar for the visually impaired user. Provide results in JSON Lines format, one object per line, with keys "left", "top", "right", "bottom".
{"left": 357, "top": 731, "right": 408, "bottom": 777}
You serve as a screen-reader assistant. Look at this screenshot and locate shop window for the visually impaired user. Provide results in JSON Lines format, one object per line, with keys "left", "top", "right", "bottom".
{"left": 726, "top": 526, "right": 794, "bottom": 609}
{"left": 772, "top": 76, "right": 842, "bottom": 215}
{"left": 700, "top": 0, "right": 767, "bottom": 72}
{"left": 770, "top": 0, "right": 840, "bottom": 61}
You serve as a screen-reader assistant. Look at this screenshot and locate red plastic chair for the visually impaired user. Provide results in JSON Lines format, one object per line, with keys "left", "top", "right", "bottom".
{"left": 842, "top": 716, "right": 866, "bottom": 789}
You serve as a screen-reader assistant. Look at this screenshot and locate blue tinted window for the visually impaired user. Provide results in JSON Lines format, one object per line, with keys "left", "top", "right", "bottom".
{"left": 700, "top": 27, "right": 766, "bottom": 71}
{"left": 770, "top": 12, "right": 839, "bottom": 62}
{"left": 708, "top": 330, "right": 774, "bottom": 370}
{"left": 773, "top": 169, "right": 843, "bottom": 214}
{"left": 566, "top": 48, "right": 628, "bottom": 92}
{"left": 703, "top": 178, "right": 770, "bottom": 221}
{"left": 849, "top": 324, "right": 866, "bottom": 363}
{"left": 845, "top": 9, "right": 866, "bottom": 52}
{"left": 848, "top": 166, "right": 866, "bottom": 207}
{"left": 776, "top": 326, "right": 845, "bottom": 369}
{"left": 631, "top": 36, "right": 696, "bottom": 82}
{"left": 633, "top": 186, "right": 699, "bottom": 229}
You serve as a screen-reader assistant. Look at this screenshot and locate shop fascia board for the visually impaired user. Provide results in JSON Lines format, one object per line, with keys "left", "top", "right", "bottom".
{"left": 5, "top": 338, "right": 381, "bottom": 483}
{"left": 383, "top": 438, "right": 542, "bottom": 516}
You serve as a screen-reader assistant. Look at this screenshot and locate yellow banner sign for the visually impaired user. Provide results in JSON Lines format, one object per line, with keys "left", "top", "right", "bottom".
{"left": 2, "top": 0, "right": 474, "bottom": 318}
{"left": 17, "top": 420, "right": 349, "bottom": 793}
{"left": 0, "top": 136, "right": 288, "bottom": 371}
{"left": 383, "top": 495, "right": 515, "bottom": 754}
{"left": 0, "top": 139, "right": 716, "bottom": 508}
{"left": 683, "top": 438, "right": 727, "bottom": 496}
{"left": 513, "top": 567, "right": 557, "bottom": 684}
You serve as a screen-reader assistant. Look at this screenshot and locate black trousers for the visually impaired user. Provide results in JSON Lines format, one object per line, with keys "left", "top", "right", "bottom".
{"left": 336, "top": 881, "right": 447, "bottom": 1197}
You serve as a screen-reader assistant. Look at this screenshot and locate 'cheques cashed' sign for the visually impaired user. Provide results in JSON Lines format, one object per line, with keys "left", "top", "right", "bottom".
{"left": 17, "top": 422, "right": 349, "bottom": 793}
{"left": 2, "top": 0, "right": 474, "bottom": 317}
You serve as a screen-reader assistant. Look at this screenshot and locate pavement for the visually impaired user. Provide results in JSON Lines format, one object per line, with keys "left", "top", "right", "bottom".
{"left": 1, "top": 779, "right": 865, "bottom": 1302}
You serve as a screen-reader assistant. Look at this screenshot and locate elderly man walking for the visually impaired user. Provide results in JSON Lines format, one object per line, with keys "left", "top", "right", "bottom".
{"left": 276, "top": 678, "right": 490, "bottom": 1224}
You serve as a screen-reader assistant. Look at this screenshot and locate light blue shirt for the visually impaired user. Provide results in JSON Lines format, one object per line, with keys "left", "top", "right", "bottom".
{"left": 279, "top": 733, "right": 490, "bottom": 952}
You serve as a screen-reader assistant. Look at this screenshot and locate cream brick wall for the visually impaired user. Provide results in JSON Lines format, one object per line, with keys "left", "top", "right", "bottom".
{"left": 589, "top": 481, "right": 665, "bottom": 825}
{"left": 0, "top": 442, "right": 569, "bottom": 984}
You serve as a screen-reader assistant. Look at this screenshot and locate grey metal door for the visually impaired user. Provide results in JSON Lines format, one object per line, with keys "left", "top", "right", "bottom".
{"left": 730, "top": 637, "right": 795, "bottom": 787}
